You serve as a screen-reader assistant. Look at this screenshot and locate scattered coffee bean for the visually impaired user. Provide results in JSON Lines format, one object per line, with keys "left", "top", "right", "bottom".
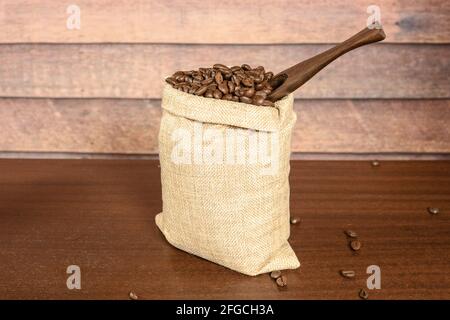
{"left": 166, "top": 64, "right": 276, "bottom": 106}
{"left": 350, "top": 240, "right": 362, "bottom": 251}
{"left": 270, "top": 270, "right": 282, "bottom": 279}
{"left": 276, "top": 275, "right": 288, "bottom": 287}
{"left": 428, "top": 207, "right": 439, "bottom": 215}
{"left": 128, "top": 291, "right": 138, "bottom": 300}
{"left": 340, "top": 270, "right": 356, "bottom": 278}
{"left": 359, "top": 289, "right": 369, "bottom": 300}
{"left": 290, "top": 217, "right": 300, "bottom": 225}
{"left": 371, "top": 160, "right": 380, "bottom": 167}
{"left": 344, "top": 230, "right": 358, "bottom": 238}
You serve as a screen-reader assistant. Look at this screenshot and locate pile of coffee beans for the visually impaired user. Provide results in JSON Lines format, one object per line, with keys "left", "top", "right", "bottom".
{"left": 165, "top": 64, "right": 276, "bottom": 107}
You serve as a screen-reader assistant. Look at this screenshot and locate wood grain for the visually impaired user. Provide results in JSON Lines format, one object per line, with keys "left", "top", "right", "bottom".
{"left": 1, "top": 0, "right": 449, "bottom": 44}
{"left": 0, "top": 98, "right": 449, "bottom": 154}
{"left": 0, "top": 159, "right": 449, "bottom": 299}
{"left": 0, "top": 44, "right": 448, "bottom": 99}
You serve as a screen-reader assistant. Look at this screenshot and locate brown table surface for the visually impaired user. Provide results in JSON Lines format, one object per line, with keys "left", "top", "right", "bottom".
{"left": 0, "top": 159, "right": 449, "bottom": 300}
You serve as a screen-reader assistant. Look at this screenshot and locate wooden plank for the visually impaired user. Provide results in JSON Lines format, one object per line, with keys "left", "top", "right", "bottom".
{"left": 0, "top": 98, "right": 449, "bottom": 154}
{"left": 1, "top": 0, "right": 449, "bottom": 44}
{"left": 0, "top": 159, "right": 449, "bottom": 299}
{"left": 0, "top": 44, "right": 448, "bottom": 99}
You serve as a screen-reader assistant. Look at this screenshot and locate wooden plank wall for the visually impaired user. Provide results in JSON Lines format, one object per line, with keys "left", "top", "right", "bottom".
{"left": 0, "top": 0, "right": 449, "bottom": 158}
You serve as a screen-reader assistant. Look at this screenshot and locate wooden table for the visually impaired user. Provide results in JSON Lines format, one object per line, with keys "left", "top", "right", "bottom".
{"left": 0, "top": 159, "right": 449, "bottom": 300}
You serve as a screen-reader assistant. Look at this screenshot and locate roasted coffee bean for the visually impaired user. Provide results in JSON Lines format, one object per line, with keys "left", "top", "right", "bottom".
{"left": 228, "top": 81, "right": 235, "bottom": 93}
{"left": 244, "top": 87, "right": 255, "bottom": 98}
{"left": 166, "top": 64, "right": 276, "bottom": 106}
{"left": 350, "top": 240, "right": 362, "bottom": 251}
{"left": 276, "top": 275, "right": 288, "bottom": 287}
{"left": 262, "top": 100, "right": 274, "bottom": 107}
{"left": 340, "top": 270, "right": 356, "bottom": 278}
{"left": 359, "top": 289, "right": 369, "bottom": 300}
{"left": 218, "top": 81, "right": 229, "bottom": 94}
{"left": 253, "top": 95, "right": 265, "bottom": 106}
{"left": 345, "top": 230, "right": 358, "bottom": 238}
{"left": 242, "top": 77, "right": 254, "bottom": 87}
{"left": 290, "top": 217, "right": 300, "bottom": 225}
{"left": 128, "top": 291, "right": 138, "bottom": 300}
{"left": 240, "top": 96, "right": 252, "bottom": 104}
{"left": 215, "top": 71, "right": 223, "bottom": 84}
{"left": 195, "top": 85, "right": 208, "bottom": 96}
{"left": 213, "top": 89, "right": 223, "bottom": 99}
{"left": 270, "top": 270, "right": 282, "bottom": 279}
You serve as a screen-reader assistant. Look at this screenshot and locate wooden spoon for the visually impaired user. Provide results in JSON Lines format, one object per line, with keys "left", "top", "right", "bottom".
{"left": 267, "top": 27, "right": 386, "bottom": 102}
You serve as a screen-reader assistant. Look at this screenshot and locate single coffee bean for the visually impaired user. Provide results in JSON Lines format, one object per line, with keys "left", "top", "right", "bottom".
{"left": 213, "top": 63, "right": 229, "bottom": 71}
{"left": 276, "top": 275, "right": 288, "bottom": 287}
{"left": 262, "top": 100, "right": 274, "bottom": 107}
{"left": 228, "top": 81, "right": 235, "bottom": 93}
{"left": 428, "top": 207, "right": 439, "bottom": 215}
{"left": 242, "top": 77, "right": 254, "bottom": 87}
{"left": 232, "top": 75, "right": 241, "bottom": 86}
{"left": 350, "top": 240, "right": 362, "bottom": 251}
{"left": 172, "top": 71, "right": 185, "bottom": 78}
{"left": 290, "top": 217, "right": 300, "bottom": 225}
{"left": 255, "top": 66, "right": 265, "bottom": 73}
{"left": 231, "top": 66, "right": 241, "bottom": 72}
{"left": 270, "top": 270, "right": 282, "bottom": 279}
{"left": 253, "top": 95, "right": 265, "bottom": 106}
{"left": 359, "top": 289, "right": 369, "bottom": 300}
{"left": 255, "top": 90, "right": 267, "bottom": 99}
{"left": 241, "top": 64, "right": 251, "bottom": 71}
{"left": 340, "top": 270, "right": 356, "bottom": 278}
{"left": 264, "top": 72, "right": 274, "bottom": 81}
{"left": 345, "top": 230, "right": 358, "bottom": 238}
{"left": 182, "top": 85, "right": 190, "bottom": 93}
{"left": 205, "top": 90, "right": 214, "bottom": 98}
{"left": 201, "top": 78, "right": 213, "bottom": 85}
{"left": 244, "top": 87, "right": 255, "bottom": 98}
{"left": 222, "top": 94, "right": 233, "bottom": 101}
{"left": 213, "top": 89, "right": 223, "bottom": 99}
{"left": 254, "top": 73, "right": 265, "bottom": 84}
{"left": 129, "top": 291, "right": 138, "bottom": 300}
{"left": 223, "top": 71, "right": 233, "bottom": 80}
{"left": 194, "top": 85, "right": 208, "bottom": 96}
{"left": 165, "top": 77, "right": 177, "bottom": 86}
{"left": 207, "top": 83, "right": 217, "bottom": 90}
{"left": 232, "top": 96, "right": 240, "bottom": 102}
{"left": 215, "top": 71, "right": 223, "bottom": 84}
{"left": 240, "top": 96, "right": 252, "bottom": 104}
{"left": 218, "top": 81, "right": 229, "bottom": 94}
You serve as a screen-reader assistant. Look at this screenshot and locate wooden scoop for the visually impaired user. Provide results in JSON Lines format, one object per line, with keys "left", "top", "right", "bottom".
{"left": 267, "top": 27, "right": 386, "bottom": 102}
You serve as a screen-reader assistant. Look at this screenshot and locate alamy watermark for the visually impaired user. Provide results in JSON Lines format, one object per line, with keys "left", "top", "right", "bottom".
{"left": 171, "top": 122, "right": 280, "bottom": 176}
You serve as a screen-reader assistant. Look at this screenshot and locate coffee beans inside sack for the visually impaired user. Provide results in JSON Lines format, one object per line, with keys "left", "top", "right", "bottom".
{"left": 156, "top": 63, "right": 300, "bottom": 276}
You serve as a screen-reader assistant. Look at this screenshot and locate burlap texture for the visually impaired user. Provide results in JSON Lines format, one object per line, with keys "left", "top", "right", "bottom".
{"left": 156, "top": 84, "right": 300, "bottom": 276}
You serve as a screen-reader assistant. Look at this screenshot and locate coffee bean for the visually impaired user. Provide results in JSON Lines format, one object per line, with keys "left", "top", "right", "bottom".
{"left": 290, "top": 217, "right": 300, "bottom": 225}
{"left": 253, "top": 95, "right": 265, "bottom": 106}
{"left": 244, "top": 87, "right": 255, "bottom": 98}
{"left": 165, "top": 77, "right": 177, "bottom": 86}
{"left": 345, "top": 230, "right": 358, "bottom": 238}
{"left": 232, "top": 75, "right": 241, "bottom": 86}
{"left": 128, "top": 291, "right": 138, "bottom": 300}
{"left": 228, "top": 81, "right": 235, "bottom": 93}
{"left": 241, "top": 64, "right": 251, "bottom": 71}
{"left": 350, "top": 240, "right": 362, "bottom": 251}
{"left": 222, "top": 94, "right": 233, "bottom": 101}
{"left": 240, "top": 96, "right": 252, "bottom": 104}
{"left": 213, "top": 89, "right": 223, "bottom": 99}
{"left": 213, "top": 63, "right": 229, "bottom": 71}
{"left": 205, "top": 90, "right": 214, "bottom": 98}
{"left": 201, "top": 78, "right": 213, "bottom": 85}
{"left": 340, "top": 270, "right": 355, "bottom": 278}
{"left": 242, "top": 77, "right": 254, "bottom": 87}
{"left": 232, "top": 96, "right": 240, "bottom": 102}
{"left": 255, "top": 90, "right": 267, "bottom": 99}
{"left": 231, "top": 66, "right": 241, "bottom": 72}
{"left": 276, "top": 275, "right": 287, "bottom": 287}
{"left": 215, "top": 71, "right": 223, "bottom": 84}
{"left": 359, "top": 289, "right": 369, "bottom": 300}
{"left": 262, "top": 100, "right": 274, "bottom": 107}
{"left": 264, "top": 72, "right": 274, "bottom": 81}
{"left": 218, "top": 81, "right": 229, "bottom": 94}
{"left": 270, "top": 270, "right": 282, "bottom": 279}
{"left": 195, "top": 85, "right": 209, "bottom": 96}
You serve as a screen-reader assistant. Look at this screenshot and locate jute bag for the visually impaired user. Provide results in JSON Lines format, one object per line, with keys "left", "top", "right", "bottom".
{"left": 156, "top": 83, "right": 300, "bottom": 276}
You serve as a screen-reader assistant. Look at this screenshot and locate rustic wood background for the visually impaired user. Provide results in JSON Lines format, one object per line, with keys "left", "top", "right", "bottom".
{"left": 0, "top": 0, "right": 449, "bottom": 158}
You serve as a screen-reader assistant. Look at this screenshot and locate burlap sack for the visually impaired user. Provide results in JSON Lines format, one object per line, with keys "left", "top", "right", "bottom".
{"left": 156, "top": 83, "right": 300, "bottom": 276}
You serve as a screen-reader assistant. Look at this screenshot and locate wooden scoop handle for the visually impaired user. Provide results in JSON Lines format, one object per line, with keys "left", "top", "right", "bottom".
{"left": 267, "top": 27, "right": 386, "bottom": 102}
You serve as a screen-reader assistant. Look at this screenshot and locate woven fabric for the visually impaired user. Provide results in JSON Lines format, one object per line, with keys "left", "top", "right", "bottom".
{"left": 156, "top": 84, "right": 300, "bottom": 276}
